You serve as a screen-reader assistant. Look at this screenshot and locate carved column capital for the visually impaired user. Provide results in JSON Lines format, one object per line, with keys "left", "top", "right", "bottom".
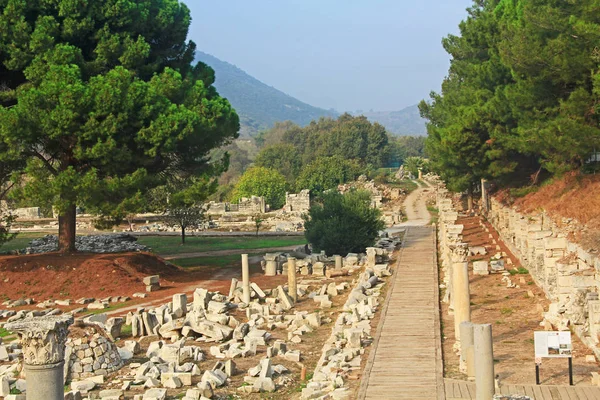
{"left": 6, "top": 315, "right": 73, "bottom": 366}
{"left": 450, "top": 242, "right": 469, "bottom": 263}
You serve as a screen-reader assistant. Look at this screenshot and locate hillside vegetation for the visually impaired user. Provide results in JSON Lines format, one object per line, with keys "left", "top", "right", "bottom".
{"left": 195, "top": 51, "right": 337, "bottom": 136}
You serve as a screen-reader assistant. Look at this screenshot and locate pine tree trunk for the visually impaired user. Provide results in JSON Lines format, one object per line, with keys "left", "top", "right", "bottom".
{"left": 181, "top": 225, "right": 186, "bottom": 245}
{"left": 58, "top": 203, "right": 76, "bottom": 253}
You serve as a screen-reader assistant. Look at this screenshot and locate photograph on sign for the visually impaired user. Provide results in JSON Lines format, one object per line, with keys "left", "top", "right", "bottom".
{"left": 534, "top": 331, "right": 572, "bottom": 358}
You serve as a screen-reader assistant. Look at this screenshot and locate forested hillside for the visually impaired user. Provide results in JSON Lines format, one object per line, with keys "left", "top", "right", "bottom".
{"left": 420, "top": 0, "right": 600, "bottom": 195}
{"left": 361, "top": 105, "right": 427, "bottom": 136}
{"left": 195, "top": 51, "right": 338, "bottom": 136}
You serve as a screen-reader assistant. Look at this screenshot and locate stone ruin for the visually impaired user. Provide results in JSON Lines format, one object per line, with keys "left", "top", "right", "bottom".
{"left": 0, "top": 230, "right": 401, "bottom": 399}
{"left": 206, "top": 196, "right": 266, "bottom": 216}
{"left": 12, "top": 207, "right": 42, "bottom": 220}
{"left": 65, "top": 322, "right": 124, "bottom": 381}
{"left": 485, "top": 195, "right": 600, "bottom": 360}
{"left": 283, "top": 190, "right": 310, "bottom": 213}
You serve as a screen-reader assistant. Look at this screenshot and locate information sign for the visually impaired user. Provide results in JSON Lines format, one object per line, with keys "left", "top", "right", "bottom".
{"left": 534, "top": 331, "right": 572, "bottom": 358}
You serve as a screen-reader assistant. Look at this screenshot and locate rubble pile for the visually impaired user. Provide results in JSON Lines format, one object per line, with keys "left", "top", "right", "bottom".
{"left": 17, "top": 234, "right": 149, "bottom": 254}
{"left": 301, "top": 263, "right": 392, "bottom": 399}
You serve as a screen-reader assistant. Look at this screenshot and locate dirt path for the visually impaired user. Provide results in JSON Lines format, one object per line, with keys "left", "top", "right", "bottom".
{"left": 162, "top": 245, "right": 300, "bottom": 260}
{"left": 401, "top": 182, "right": 431, "bottom": 226}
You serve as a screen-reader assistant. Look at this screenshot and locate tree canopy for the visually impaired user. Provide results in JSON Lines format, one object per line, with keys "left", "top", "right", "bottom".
{"left": 295, "top": 156, "right": 362, "bottom": 194}
{"left": 231, "top": 167, "right": 287, "bottom": 210}
{"left": 0, "top": 0, "right": 239, "bottom": 251}
{"left": 420, "top": 0, "right": 600, "bottom": 193}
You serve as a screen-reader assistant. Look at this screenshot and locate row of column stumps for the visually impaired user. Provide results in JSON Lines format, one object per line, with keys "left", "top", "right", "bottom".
{"left": 436, "top": 185, "right": 496, "bottom": 400}
{"left": 246, "top": 251, "right": 347, "bottom": 304}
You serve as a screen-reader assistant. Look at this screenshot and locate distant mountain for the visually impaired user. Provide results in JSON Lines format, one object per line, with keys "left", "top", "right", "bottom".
{"left": 195, "top": 51, "right": 338, "bottom": 136}
{"left": 360, "top": 105, "right": 427, "bottom": 136}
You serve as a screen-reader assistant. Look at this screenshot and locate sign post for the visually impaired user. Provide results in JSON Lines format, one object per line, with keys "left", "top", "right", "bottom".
{"left": 533, "top": 331, "right": 573, "bottom": 385}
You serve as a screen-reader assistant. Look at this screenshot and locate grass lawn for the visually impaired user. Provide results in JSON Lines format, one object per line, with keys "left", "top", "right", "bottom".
{"left": 137, "top": 236, "right": 306, "bottom": 256}
{"left": 0, "top": 232, "right": 46, "bottom": 253}
{"left": 0, "top": 327, "right": 12, "bottom": 337}
{"left": 170, "top": 253, "right": 263, "bottom": 268}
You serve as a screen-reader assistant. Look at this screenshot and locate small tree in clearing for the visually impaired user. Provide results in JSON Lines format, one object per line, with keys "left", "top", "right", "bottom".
{"left": 165, "top": 206, "right": 205, "bottom": 245}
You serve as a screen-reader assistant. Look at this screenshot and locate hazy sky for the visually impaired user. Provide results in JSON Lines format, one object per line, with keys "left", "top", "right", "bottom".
{"left": 185, "top": 1, "right": 472, "bottom": 112}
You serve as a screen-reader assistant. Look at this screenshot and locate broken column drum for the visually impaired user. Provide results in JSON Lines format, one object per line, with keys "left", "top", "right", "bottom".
{"left": 366, "top": 247, "right": 377, "bottom": 268}
{"left": 264, "top": 253, "right": 277, "bottom": 276}
{"left": 6, "top": 315, "right": 74, "bottom": 400}
{"left": 242, "top": 254, "right": 251, "bottom": 304}
{"left": 335, "top": 255, "right": 343, "bottom": 270}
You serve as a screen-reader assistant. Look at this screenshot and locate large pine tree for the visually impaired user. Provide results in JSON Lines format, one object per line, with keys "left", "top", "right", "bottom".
{"left": 0, "top": 0, "right": 239, "bottom": 252}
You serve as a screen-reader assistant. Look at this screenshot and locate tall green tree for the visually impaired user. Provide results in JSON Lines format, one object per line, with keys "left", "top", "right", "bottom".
{"left": 420, "top": 0, "right": 517, "bottom": 198}
{"left": 496, "top": 0, "right": 600, "bottom": 173}
{"left": 0, "top": 0, "right": 239, "bottom": 252}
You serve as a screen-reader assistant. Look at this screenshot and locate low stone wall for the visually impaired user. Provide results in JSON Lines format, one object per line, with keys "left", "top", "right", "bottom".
{"left": 65, "top": 325, "right": 123, "bottom": 380}
{"left": 486, "top": 197, "right": 600, "bottom": 357}
{"left": 206, "top": 196, "right": 267, "bottom": 216}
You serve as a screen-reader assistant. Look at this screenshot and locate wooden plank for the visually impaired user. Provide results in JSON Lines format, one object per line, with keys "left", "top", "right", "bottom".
{"left": 548, "top": 386, "right": 561, "bottom": 400}
{"left": 532, "top": 385, "right": 545, "bottom": 400}
{"left": 574, "top": 387, "right": 589, "bottom": 400}
{"left": 557, "top": 385, "right": 574, "bottom": 400}
{"left": 581, "top": 387, "right": 600, "bottom": 399}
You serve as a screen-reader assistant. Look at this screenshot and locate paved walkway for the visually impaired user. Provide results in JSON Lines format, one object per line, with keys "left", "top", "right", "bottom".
{"left": 358, "top": 225, "right": 445, "bottom": 399}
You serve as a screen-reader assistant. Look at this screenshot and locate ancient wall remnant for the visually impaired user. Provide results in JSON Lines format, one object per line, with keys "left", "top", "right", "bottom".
{"left": 485, "top": 196, "right": 600, "bottom": 358}
{"left": 284, "top": 190, "right": 310, "bottom": 213}
{"left": 12, "top": 207, "right": 42, "bottom": 219}
{"left": 206, "top": 196, "right": 267, "bottom": 216}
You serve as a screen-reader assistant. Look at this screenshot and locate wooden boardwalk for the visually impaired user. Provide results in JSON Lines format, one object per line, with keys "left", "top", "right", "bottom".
{"left": 445, "top": 378, "right": 600, "bottom": 399}
{"left": 358, "top": 226, "right": 445, "bottom": 400}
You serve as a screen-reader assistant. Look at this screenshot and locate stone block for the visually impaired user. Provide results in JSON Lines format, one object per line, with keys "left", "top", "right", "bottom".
{"left": 161, "top": 372, "right": 192, "bottom": 386}
{"left": 143, "top": 275, "right": 160, "bottom": 286}
{"left": 142, "top": 388, "right": 167, "bottom": 400}
{"left": 473, "top": 260, "right": 489, "bottom": 275}
{"left": 172, "top": 294, "right": 187, "bottom": 318}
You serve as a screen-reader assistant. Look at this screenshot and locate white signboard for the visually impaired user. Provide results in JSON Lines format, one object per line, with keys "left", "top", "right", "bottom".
{"left": 534, "top": 331, "right": 572, "bottom": 358}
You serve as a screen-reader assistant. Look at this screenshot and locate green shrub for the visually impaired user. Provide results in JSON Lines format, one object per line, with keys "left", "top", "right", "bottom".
{"left": 303, "top": 190, "right": 384, "bottom": 256}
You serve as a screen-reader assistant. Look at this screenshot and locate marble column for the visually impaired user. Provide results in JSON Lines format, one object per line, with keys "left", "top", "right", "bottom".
{"left": 287, "top": 257, "right": 297, "bottom": 303}
{"left": 452, "top": 243, "right": 471, "bottom": 342}
{"left": 241, "top": 254, "right": 251, "bottom": 304}
{"left": 474, "top": 324, "right": 495, "bottom": 400}
{"left": 7, "top": 315, "right": 74, "bottom": 400}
